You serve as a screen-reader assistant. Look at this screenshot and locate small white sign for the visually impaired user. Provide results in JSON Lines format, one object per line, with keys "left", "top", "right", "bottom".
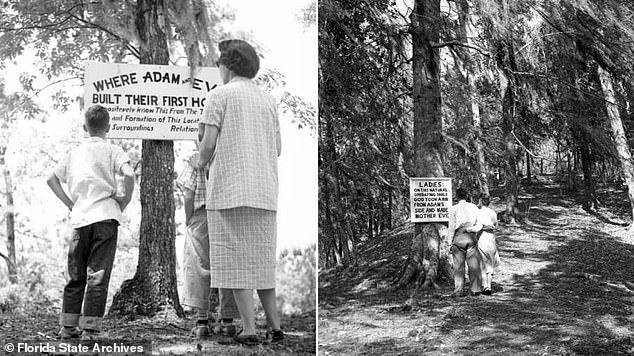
{"left": 84, "top": 61, "right": 223, "bottom": 140}
{"left": 410, "top": 178, "right": 452, "bottom": 222}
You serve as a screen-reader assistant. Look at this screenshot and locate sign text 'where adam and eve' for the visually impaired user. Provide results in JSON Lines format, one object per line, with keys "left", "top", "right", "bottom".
{"left": 84, "top": 62, "right": 223, "bottom": 140}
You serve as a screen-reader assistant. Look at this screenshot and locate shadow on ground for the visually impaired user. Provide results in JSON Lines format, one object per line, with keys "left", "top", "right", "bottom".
{"left": 319, "top": 183, "right": 634, "bottom": 355}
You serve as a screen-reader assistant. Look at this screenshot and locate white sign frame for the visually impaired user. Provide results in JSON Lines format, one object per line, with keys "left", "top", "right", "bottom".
{"left": 84, "top": 61, "right": 223, "bottom": 140}
{"left": 410, "top": 177, "right": 453, "bottom": 222}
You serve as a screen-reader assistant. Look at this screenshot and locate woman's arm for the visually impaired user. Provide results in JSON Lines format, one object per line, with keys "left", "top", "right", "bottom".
{"left": 197, "top": 124, "right": 220, "bottom": 169}
{"left": 447, "top": 207, "right": 456, "bottom": 242}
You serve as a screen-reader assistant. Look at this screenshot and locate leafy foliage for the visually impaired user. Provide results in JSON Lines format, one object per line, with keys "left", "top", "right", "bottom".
{"left": 319, "top": 0, "right": 412, "bottom": 267}
{"left": 275, "top": 245, "right": 317, "bottom": 315}
{"left": 1, "top": 0, "right": 317, "bottom": 320}
{"left": 319, "top": 0, "right": 634, "bottom": 268}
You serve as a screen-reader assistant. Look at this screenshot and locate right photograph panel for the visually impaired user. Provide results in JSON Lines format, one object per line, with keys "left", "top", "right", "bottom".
{"left": 318, "top": 0, "right": 634, "bottom": 354}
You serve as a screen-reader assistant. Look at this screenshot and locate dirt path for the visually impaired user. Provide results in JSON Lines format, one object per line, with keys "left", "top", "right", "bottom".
{"left": 1, "top": 308, "right": 315, "bottom": 355}
{"left": 318, "top": 185, "right": 634, "bottom": 355}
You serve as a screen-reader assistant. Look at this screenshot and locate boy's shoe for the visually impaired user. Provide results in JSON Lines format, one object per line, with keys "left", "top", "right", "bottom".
{"left": 59, "top": 326, "right": 81, "bottom": 339}
{"left": 81, "top": 329, "right": 106, "bottom": 340}
{"left": 267, "top": 329, "right": 284, "bottom": 343}
{"left": 215, "top": 324, "right": 237, "bottom": 345}
{"left": 482, "top": 288, "right": 492, "bottom": 296}
{"left": 190, "top": 323, "right": 211, "bottom": 339}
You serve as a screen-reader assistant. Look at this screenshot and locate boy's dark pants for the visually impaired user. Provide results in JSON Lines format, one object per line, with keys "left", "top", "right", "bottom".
{"left": 60, "top": 220, "right": 118, "bottom": 331}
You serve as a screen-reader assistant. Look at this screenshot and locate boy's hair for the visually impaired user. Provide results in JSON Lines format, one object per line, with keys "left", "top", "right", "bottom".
{"left": 480, "top": 194, "right": 491, "bottom": 206}
{"left": 217, "top": 39, "right": 260, "bottom": 78}
{"left": 85, "top": 105, "right": 110, "bottom": 133}
{"left": 456, "top": 188, "right": 469, "bottom": 201}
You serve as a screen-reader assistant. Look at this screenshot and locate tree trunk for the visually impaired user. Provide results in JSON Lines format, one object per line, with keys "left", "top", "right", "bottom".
{"left": 387, "top": 190, "right": 392, "bottom": 230}
{"left": 495, "top": 37, "right": 521, "bottom": 225}
{"left": 321, "top": 114, "right": 350, "bottom": 266}
{"left": 597, "top": 65, "right": 634, "bottom": 221}
{"left": 566, "top": 152, "right": 577, "bottom": 192}
{"left": 367, "top": 200, "right": 374, "bottom": 240}
{"left": 555, "top": 142, "right": 561, "bottom": 178}
{"left": 0, "top": 150, "right": 17, "bottom": 284}
{"left": 394, "top": 0, "right": 448, "bottom": 300}
{"left": 526, "top": 151, "right": 532, "bottom": 185}
{"left": 579, "top": 136, "right": 598, "bottom": 210}
{"left": 320, "top": 148, "right": 342, "bottom": 268}
{"left": 458, "top": 0, "right": 490, "bottom": 198}
{"left": 109, "top": 0, "right": 183, "bottom": 317}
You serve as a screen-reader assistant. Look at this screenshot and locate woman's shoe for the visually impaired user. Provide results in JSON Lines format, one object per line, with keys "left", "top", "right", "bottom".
{"left": 233, "top": 332, "right": 261, "bottom": 346}
{"left": 221, "top": 324, "right": 237, "bottom": 337}
{"left": 482, "top": 288, "right": 492, "bottom": 296}
{"left": 267, "top": 329, "right": 284, "bottom": 343}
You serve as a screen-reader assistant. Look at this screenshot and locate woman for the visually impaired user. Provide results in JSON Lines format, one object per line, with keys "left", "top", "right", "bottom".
{"left": 196, "top": 39, "right": 283, "bottom": 345}
{"left": 476, "top": 195, "right": 501, "bottom": 295}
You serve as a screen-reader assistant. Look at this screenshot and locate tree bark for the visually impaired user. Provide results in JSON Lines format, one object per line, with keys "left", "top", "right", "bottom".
{"left": 323, "top": 178, "right": 342, "bottom": 267}
{"left": 109, "top": 0, "right": 183, "bottom": 317}
{"left": 566, "top": 151, "right": 576, "bottom": 191}
{"left": 395, "top": 0, "right": 449, "bottom": 299}
{"left": 0, "top": 149, "right": 17, "bottom": 284}
{"left": 321, "top": 114, "right": 350, "bottom": 266}
{"left": 579, "top": 136, "right": 598, "bottom": 210}
{"left": 458, "top": 0, "right": 490, "bottom": 198}
{"left": 526, "top": 151, "right": 532, "bottom": 185}
{"left": 597, "top": 65, "right": 634, "bottom": 221}
{"left": 495, "top": 37, "right": 521, "bottom": 225}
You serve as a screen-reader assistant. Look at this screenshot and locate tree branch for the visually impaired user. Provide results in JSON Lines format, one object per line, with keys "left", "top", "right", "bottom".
{"left": 16, "top": 228, "right": 47, "bottom": 240}
{"left": 26, "top": 77, "right": 83, "bottom": 101}
{"left": 66, "top": 13, "right": 141, "bottom": 59}
{"left": 509, "top": 70, "right": 621, "bottom": 107}
{"left": 0, "top": 16, "right": 74, "bottom": 31}
{"left": 513, "top": 131, "right": 557, "bottom": 162}
{"left": 0, "top": 251, "right": 16, "bottom": 274}
{"left": 431, "top": 41, "right": 490, "bottom": 57}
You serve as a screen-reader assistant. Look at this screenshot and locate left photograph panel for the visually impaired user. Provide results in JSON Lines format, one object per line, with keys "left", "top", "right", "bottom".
{"left": 0, "top": 0, "right": 317, "bottom": 354}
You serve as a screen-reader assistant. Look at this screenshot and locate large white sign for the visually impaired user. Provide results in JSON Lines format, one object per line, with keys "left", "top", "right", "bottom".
{"left": 84, "top": 61, "right": 223, "bottom": 140}
{"left": 410, "top": 178, "right": 452, "bottom": 222}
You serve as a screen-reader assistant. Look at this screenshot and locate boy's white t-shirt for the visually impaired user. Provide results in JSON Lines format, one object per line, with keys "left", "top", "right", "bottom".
{"left": 54, "top": 137, "right": 130, "bottom": 229}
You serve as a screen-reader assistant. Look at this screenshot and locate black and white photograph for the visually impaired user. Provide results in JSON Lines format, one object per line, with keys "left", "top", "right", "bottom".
{"left": 319, "top": 0, "right": 634, "bottom": 355}
{"left": 0, "top": 0, "right": 316, "bottom": 354}
{"left": 3, "top": 0, "right": 634, "bottom": 355}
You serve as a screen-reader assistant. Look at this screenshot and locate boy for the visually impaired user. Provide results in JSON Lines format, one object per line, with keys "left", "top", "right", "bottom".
{"left": 177, "top": 147, "right": 239, "bottom": 339}
{"left": 47, "top": 105, "right": 134, "bottom": 340}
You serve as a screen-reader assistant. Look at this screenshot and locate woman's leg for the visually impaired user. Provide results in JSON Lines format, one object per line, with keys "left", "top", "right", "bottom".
{"left": 257, "top": 288, "right": 280, "bottom": 330}
{"left": 483, "top": 273, "right": 491, "bottom": 290}
{"left": 232, "top": 289, "right": 256, "bottom": 335}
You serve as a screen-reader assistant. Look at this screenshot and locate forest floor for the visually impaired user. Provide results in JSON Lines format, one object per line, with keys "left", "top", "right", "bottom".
{"left": 319, "top": 182, "right": 634, "bottom": 355}
{"left": 1, "top": 307, "right": 316, "bottom": 355}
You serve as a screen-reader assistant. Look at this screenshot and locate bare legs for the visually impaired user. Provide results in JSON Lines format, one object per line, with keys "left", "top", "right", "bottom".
{"left": 232, "top": 288, "right": 280, "bottom": 335}
{"left": 481, "top": 272, "right": 493, "bottom": 293}
{"left": 257, "top": 288, "right": 280, "bottom": 330}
